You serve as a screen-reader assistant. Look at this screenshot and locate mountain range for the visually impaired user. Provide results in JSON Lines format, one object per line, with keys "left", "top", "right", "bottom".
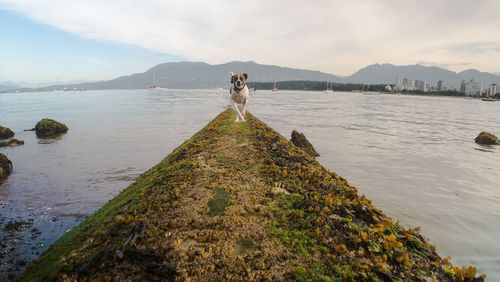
{"left": 48, "top": 61, "right": 340, "bottom": 91}
{"left": 348, "top": 63, "right": 500, "bottom": 88}
{"left": 4, "top": 61, "right": 500, "bottom": 92}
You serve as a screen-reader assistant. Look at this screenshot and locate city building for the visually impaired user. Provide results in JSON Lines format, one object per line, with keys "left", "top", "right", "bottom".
{"left": 490, "top": 84, "right": 498, "bottom": 97}
{"left": 394, "top": 76, "right": 432, "bottom": 92}
{"left": 395, "top": 76, "right": 402, "bottom": 91}
{"left": 437, "top": 80, "right": 443, "bottom": 92}
{"left": 414, "top": 80, "right": 426, "bottom": 92}
{"left": 462, "top": 79, "right": 482, "bottom": 97}
{"left": 460, "top": 80, "right": 466, "bottom": 93}
{"left": 403, "top": 78, "right": 409, "bottom": 90}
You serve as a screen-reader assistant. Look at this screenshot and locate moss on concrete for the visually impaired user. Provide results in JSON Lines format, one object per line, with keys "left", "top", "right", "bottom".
{"left": 21, "top": 109, "right": 485, "bottom": 281}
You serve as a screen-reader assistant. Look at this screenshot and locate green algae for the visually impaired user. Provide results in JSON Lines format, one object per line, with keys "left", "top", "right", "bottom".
{"left": 34, "top": 118, "right": 68, "bottom": 137}
{"left": 0, "top": 153, "right": 13, "bottom": 180}
{"left": 207, "top": 188, "right": 231, "bottom": 216}
{"left": 0, "top": 125, "right": 15, "bottom": 139}
{"left": 236, "top": 237, "right": 258, "bottom": 255}
{"left": 475, "top": 131, "right": 500, "bottom": 145}
{"left": 291, "top": 130, "right": 320, "bottom": 157}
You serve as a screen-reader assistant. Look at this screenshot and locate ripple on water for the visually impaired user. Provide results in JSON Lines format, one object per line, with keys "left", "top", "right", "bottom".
{"left": 0, "top": 90, "right": 499, "bottom": 280}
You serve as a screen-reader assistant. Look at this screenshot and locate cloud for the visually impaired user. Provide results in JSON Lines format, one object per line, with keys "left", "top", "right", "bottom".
{"left": 1, "top": 0, "right": 500, "bottom": 75}
{"left": 446, "top": 42, "right": 500, "bottom": 53}
{"left": 416, "top": 61, "right": 471, "bottom": 68}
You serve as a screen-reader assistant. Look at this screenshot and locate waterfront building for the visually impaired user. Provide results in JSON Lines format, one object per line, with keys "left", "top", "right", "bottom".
{"left": 460, "top": 80, "right": 466, "bottom": 93}
{"left": 395, "top": 76, "right": 403, "bottom": 91}
{"left": 414, "top": 80, "right": 426, "bottom": 92}
{"left": 463, "top": 79, "right": 482, "bottom": 97}
{"left": 490, "top": 84, "right": 498, "bottom": 97}
{"left": 437, "top": 80, "right": 443, "bottom": 92}
{"left": 402, "top": 78, "right": 409, "bottom": 90}
{"left": 395, "top": 76, "right": 430, "bottom": 92}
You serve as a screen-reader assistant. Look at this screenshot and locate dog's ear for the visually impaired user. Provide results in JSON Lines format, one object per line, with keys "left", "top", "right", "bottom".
{"left": 230, "top": 75, "right": 236, "bottom": 83}
{"left": 243, "top": 73, "right": 248, "bottom": 80}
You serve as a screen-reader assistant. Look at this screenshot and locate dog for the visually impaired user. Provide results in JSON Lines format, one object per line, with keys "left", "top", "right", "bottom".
{"left": 229, "top": 72, "right": 250, "bottom": 122}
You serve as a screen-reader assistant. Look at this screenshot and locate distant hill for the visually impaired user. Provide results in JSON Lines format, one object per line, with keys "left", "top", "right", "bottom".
{"left": 43, "top": 61, "right": 342, "bottom": 90}
{"left": 346, "top": 63, "right": 500, "bottom": 88}
{"left": 0, "top": 82, "right": 19, "bottom": 92}
{"left": 5, "top": 62, "right": 500, "bottom": 92}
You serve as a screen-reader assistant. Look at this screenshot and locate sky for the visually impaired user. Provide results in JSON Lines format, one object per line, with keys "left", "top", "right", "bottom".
{"left": 1, "top": 0, "right": 500, "bottom": 84}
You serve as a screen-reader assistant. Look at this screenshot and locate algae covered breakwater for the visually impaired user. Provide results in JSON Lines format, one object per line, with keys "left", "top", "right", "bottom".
{"left": 22, "top": 110, "right": 484, "bottom": 281}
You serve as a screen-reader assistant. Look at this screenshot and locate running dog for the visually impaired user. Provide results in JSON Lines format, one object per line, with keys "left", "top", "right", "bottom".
{"left": 230, "top": 72, "right": 249, "bottom": 122}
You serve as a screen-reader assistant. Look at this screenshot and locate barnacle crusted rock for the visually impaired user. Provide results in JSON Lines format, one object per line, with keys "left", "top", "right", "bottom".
{"left": 475, "top": 131, "right": 500, "bottom": 145}
{"left": 34, "top": 119, "right": 68, "bottom": 137}
{"left": 0, "top": 153, "right": 13, "bottom": 180}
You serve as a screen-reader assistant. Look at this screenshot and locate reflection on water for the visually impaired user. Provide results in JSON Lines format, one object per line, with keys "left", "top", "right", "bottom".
{"left": 0, "top": 90, "right": 499, "bottom": 279}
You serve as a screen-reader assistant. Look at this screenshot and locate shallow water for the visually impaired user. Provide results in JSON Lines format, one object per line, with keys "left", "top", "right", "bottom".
{"left": 0, "top": 90, "right": 499, "bottom": 279}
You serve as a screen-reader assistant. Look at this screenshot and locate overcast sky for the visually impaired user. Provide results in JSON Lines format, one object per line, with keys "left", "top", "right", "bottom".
{"left": 1, "top": 0, "right": 500, "bottom": 83}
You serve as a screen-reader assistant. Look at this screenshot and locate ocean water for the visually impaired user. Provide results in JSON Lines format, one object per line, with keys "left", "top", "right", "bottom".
{"left": 0, "top": 90, "right": 499, "bottom": 279}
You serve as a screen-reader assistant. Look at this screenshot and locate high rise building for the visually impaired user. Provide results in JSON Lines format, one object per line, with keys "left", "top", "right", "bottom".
{"left": 395, "top": 76, "right": 403, "bottom": 91}
{"left": 402, "top": 78, "right": 409, "bottom": 90}
{"left": 437, "top": 80, "right": 443, "bottom": 92}
{"left": 463, "top": 79, "right": 482, "bottom": 97}
{"left": 460, "top": 80, "right": 466, "bottom": 93}
{"left": 395, "top": 76, "right": 430, "bottom": 92}
{"left": 414, "top": 80, "right": 426, "bottom": 92}
{"left": 490, "top": 84, "right": 498, "bottom": 97}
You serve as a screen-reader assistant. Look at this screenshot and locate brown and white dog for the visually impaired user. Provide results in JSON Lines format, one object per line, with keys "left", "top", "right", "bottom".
{"left": 230, "top": 72, "right": 249, "bottom": 122}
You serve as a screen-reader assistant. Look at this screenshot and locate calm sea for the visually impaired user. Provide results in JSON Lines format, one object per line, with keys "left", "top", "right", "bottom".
{"left": 1, "top": 90, "right": 499, "bottom": 279}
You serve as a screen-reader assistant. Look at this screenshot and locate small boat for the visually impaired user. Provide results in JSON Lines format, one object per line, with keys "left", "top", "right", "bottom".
{"left": 363, "top": 91, "right": 380, "bottom": 95}
{"left": 149, "top": 85, "right": 168, "bottom": 90}
{"left": 323, "top": 81, "right": 333, "bottom": 93}
{"left": 250, "top": 82, "right": 256, "bottom": 92}
{"left": 272, "top": 82, "right": 279, "bottom": 91}
{"left": 482, "top": 90, "right": 496, "bottom": 101}
{"left": 149, "top": 71, "right": 168, "bottom": 90}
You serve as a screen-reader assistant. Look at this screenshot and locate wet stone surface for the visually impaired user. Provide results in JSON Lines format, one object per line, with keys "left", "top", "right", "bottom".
{"left": 0, "top": 202, "right": 87, "bottom": 280}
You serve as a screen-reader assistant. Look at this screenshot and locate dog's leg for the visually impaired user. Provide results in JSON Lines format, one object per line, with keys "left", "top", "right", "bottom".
{"left": 241, "top": 99, "right": 247, "bottom": 120}
{"left": 233, "top": 102, "right": 244, "bottom": 122}
{"left": 237, "top": 103, "right": 246, "bottom": 122}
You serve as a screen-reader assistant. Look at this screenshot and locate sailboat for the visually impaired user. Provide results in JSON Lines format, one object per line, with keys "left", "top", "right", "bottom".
{"left": 323, "top": 81, "right": 333, "bottom": 93}
{"left": 482, "top": 87, "right": 496, "bottom": 101}
{"left": 149, "top": 71, "right": 167, "bottom": 90}
{"left": 249, "top": 81, "right": 256, "bottom": 92}
{"left": 272, "top": 82, "right": 279, "bottom": 92}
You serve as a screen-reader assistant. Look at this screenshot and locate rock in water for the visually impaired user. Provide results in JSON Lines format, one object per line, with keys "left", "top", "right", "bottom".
{"left": 0, "top": 138, "right": 25, "bottom": 147}
{"left": 290, "top": 130, "right": 320, "bottom": 157}
{"left": 475, "top": 131, "right": 500, "bottom": 145}
{"left": 0, "top": 153, "right": 13, "bottom": 180}
{"left": 34, "top": 119, "right": 68, "bottom": 137}
{"left": 0, "top": 126, "right": 15, "bottom": 139}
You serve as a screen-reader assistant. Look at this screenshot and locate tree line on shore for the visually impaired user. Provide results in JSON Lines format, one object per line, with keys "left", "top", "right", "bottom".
{"left": 251, "top": 80, "right": 499, "bottom": 97}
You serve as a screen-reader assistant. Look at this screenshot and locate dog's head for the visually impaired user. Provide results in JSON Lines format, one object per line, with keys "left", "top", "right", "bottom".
{"left": 231, "top": 73, "right": 248, "bottom": 89}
